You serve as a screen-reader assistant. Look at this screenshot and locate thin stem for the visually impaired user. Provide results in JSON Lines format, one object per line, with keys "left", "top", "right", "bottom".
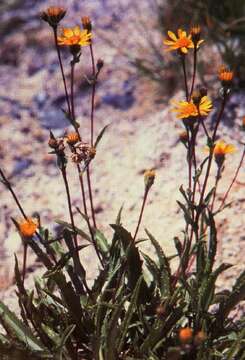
{"left": 77, "top": 165, "right": 104, "bottom": 267}
{"left": 210, "top": 166, "right": 222, "bottom": 212}
{"left": 70, "top": 61, "right": 76, "bottom": 122}
{"left": 0, "top": 168, "right": 27, "bottom": 220}
{"left": 89, "top": 44, "right": 96, "bottom": 146}
{"left": 189, "top": 47, "right": 197, "bottom": 100}
{"left": 86, "top": 166, "right": 97, "bottom": 228}
{"left": 133, "top": 188, "right": 149, "bottom": 241}
{"left": 22, "top": 244, "right": 27, "bottom": 282}
{"left": 219, "top": 145, "right": 245, "bottom": 211}
{"left": 53, "top": 27, "right": 71, "bottom": 115}
{"left": 181, "top": 55, "right": 189, "bottom": 101}
{"left": 84, "top": 43, "right": 98, "bottom": 231}
{"left": 61, "top": 167, "right": 78, "bottom": 250}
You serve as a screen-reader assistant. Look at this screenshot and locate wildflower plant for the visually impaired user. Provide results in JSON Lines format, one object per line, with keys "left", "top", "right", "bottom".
{"left": 0, "top": 8, "right": 244, "bottom": 360}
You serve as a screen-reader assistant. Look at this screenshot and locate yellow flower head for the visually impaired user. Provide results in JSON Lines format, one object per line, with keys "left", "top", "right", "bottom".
{"left": 18, "top": 218, "right": 37, "bottom": 238}
{"left": 163, "top": 28, "right": 204, "bottom": 54}
{"left": 213, "top": 140, "right": 236, "bottom": 157}
{"left": 41, "top": 6, "right": 66, "bottom": 27}
{"left": 163, "top": 29, "right": 193, "bottom": 54}
{"left": 179, "top": 327, "right": 193, "bottom": 344}
{"left": 218, "top": 65, "right": 234, "bottom": 83}
{"left": 58, "top": 26, "right": 92, "bottom": 47}
{"left": 171, "top": 96, "right": 212, "bottom": 119}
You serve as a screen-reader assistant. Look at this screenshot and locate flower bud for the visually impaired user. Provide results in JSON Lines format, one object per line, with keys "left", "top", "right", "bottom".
{"left": 18, "top": 218, "right": 37, "bottom": 238}
{"left": 40, "top": 6, "right": 66, "bottom": 28}
{"left": 81, "top": 16, "right": 92, "bottom": 33}
{"left": 190, "top": 25, "right": 201, "bottom": 45}
{"left": 144, "top": 169, "right": 155, "bottom": 190}
{"left": 97, "top": 58, "right": 104, "bottom": 72}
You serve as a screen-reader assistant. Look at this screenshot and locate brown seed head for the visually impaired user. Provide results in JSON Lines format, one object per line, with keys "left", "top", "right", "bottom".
{"left": 66, "top": 132, "right": 80, "bottom": 145}
{"left": 48, "top": 137, "right": 58, "bottom": 149}
{"left": 81, "top": 16, "right": 92, "bottom": 32}
{"left": 179, "top": 327, "right": 193, "bottom": 344}
{"left": 40, "top": 6, "right": 66, "bottom": 28}
{"left": 89, "top": 147, "right": 96, "bottom": 159}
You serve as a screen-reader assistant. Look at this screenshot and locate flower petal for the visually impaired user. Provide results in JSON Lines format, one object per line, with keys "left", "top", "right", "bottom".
{"left": 168, "top": 31, "right": 177, "bottom": 41}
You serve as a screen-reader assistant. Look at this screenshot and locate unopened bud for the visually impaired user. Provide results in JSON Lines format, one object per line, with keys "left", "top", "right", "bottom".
{"left": 97, "top": 58, "right": 104, "bottom": 72}
{"left": 40, "top": 6, "right": 66, "bottom": 28}
{"left": 81, "top": 16, "right": 92, "bottom": 32}
{"left": 144, "top": 169, "right": 155, "bottom": 190}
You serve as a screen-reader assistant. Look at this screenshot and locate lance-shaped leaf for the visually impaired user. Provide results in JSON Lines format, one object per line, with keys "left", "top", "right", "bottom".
{"left": 0, "top": 301, "right": 47, "bottom": 353}
{"left": 145, "top": 229, "right": 171, "bottom": 297}
{"left": 94, "top": 124, "right": 110, "bottom": 148}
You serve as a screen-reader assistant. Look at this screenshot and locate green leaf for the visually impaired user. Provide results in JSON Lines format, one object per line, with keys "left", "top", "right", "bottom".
{"left": 0, "top": 301, "right": 46, "bottom": 352}
{"left": 94, "top": 124, "right": 110, "bottom": 148}
{"left": 55, "top": 324, "right": 76, "bottom": 354}
{"left": 176, "top": 200, "right": 194, "bottom": 226}
{"left": 117, "top": 276, "right": 143, "bottom": 353}
{"left": 145, "top": 229, "right": 171, "bottom": 297}
{"left": 95, "top": 229, "right": 110, "bottom": 255}
{"left": 55, "top": 219, "right": 91, "bottom": 243}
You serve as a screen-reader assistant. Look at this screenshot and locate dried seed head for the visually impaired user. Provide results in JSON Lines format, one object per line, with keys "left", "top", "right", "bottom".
{"left": 66, "top": 132, "right": 80, "bottom": 145}
{"left": 89, "top": 146, "right": 96, "bottom": 159}
{"left": 71, "top": 153, "right": 85, "bottom": 164}
{"left": 179, "top": 327, "right": 193, "bottom": 344}
{"left": 81, "top": 16, "right": 92, "bottom": 32}
{"left": 40, "top": 6, "right": 66, "bottom": 28}
{"left": 18, "top": 218, "right": 37, "bottom": 238}
{"left": 48, "top": 137, "right": 58, "bottom": 149}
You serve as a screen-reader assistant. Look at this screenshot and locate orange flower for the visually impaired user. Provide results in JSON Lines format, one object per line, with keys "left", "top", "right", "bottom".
{"left": 66, "top": 132, "right": 80, "bottom": 145}
{"left": 163, "top": 29, "right": 204, "bottom": 54}
{"left": 41, "top": 6, "right": 66, "bottom": 27}
{"left": 58, "top": 26, "right": 92, "bottom": 47}
{"left": 219, "top": 65, "right": 234, "bottom": 83}
{"left": 171, "top": 96, "right": 212, "bottom": 119}
{"left": 213, "top": 140, "right": 236, "bottom": 157}
{"left": 179, "top": 327, "right": 193, "bottom": 344}
{"left": 18, "top": 218, "right": 37, "bottom": 238}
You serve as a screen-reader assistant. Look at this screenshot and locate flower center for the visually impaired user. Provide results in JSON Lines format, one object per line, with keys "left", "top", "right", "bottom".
{"left": 184, "top": 103, "right": 196, "bottom": 115}
{"left": 177, "top": 37, "right": 191, "bottom": 48}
